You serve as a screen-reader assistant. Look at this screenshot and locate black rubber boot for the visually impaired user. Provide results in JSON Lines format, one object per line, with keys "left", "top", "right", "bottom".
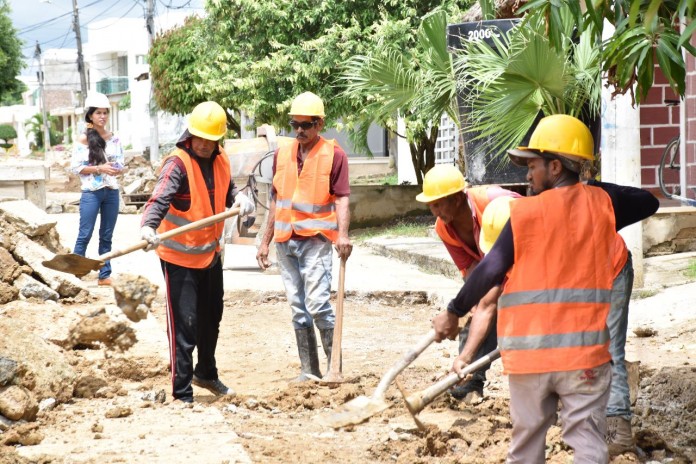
{"left": 449, "top": 372, "right": 485, "bottom": 400}
{"left": 293, "top": 327, "right": 321, "bottom": 382}
{"left": 319, "top": 328, "right": 341, "bottom": 373}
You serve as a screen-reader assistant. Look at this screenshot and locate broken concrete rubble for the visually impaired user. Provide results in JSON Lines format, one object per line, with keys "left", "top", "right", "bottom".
{"left": 12, "top": 234, "right": 85, "bottom": 298}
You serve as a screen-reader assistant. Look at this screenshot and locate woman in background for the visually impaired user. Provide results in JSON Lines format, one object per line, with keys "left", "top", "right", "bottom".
{"left": 70, "top": 92, "right": 124, "bottom": 286}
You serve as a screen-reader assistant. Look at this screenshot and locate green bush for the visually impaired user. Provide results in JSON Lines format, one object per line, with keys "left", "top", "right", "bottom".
{"left": 0, "top": 124, "right": 17, "bottom": 142}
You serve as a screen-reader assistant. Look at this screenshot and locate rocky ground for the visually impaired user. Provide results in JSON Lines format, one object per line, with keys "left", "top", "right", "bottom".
{"left": 0, "top": 276, "right": 694, "bottom": 463}
{"left": 0, "top": 155, "right": 694, "bottom": 463}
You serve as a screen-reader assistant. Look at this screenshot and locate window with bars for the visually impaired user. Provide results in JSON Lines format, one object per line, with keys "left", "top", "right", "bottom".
{"left": 435, "top": 114, "right": 457, "bottom": 165}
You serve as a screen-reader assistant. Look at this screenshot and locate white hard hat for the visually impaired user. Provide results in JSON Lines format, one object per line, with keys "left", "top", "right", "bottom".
{"left": 84, "top": 92, "right": 110, "bottom": 110}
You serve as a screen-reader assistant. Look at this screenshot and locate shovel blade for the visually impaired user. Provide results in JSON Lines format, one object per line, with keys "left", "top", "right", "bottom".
{"left": 42, "top": 253, "right": 105, "bottom": 277}
{"left": 317, "top": 395, "right": 391, "bottom": 428}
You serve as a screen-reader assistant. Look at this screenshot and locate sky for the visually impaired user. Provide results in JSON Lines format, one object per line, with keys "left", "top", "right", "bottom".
{"left": 8, "top": 0, "right": 204, "bottom": 76}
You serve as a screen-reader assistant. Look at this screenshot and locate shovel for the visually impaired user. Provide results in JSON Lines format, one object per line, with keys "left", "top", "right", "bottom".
{"left": 317, "top": 329, "right": 437, "bottom": 428}
{"left": 322, "top": 255, "right": 347, "bottom": 384}
{"left": 42, "top": 208, "right": 241, "bottom": 277}
{"left": 398, "top": 348, "right": 501, "bottom": 430}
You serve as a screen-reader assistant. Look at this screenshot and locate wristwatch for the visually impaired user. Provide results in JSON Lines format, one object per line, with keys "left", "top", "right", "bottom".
{"left": 96, "top": 166, "right": 101, "bottom": 175}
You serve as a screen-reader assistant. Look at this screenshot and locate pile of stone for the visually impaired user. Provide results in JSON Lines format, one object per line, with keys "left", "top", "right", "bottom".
{"left": 45, "top": 151, "right": 158, "bottom": 214}
{"left": 0, "top": 199, "right": 88, "bottom": 304}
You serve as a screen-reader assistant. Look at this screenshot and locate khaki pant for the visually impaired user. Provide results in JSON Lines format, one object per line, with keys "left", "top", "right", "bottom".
{"left": 507, "top": 362, "right": 612, "bottom": 464}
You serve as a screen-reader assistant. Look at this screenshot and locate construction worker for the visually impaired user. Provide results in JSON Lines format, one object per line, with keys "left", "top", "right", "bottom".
{"left": 140, "top": 101, "right": 255, "bottom": 404}
{"left": 416, "top": 165, "right": 520, "bottom": 400}
{"left": 432, "top": 114, "right": 659, "bottom": 462}
{"left": 256, "top": 91, "right": 352, "bottom": 382}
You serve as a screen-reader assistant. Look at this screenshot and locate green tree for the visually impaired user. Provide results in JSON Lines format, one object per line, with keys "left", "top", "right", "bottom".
{"left": 24, "top": 113, "right": 61, "bottom": 150}
{"left": 341, "top": 9, "right": 459, "bottom": 184}
{"left": 475, "top": 0, "right": 696, "bottom": 104}
{"left": 203, "top": 0, "right": 457, "bottom": 129}
{"left": 0, "top": 0, "right": 25, "bottom": 103}
{"left": 0, "top": 123, "right": 16, "bottom": 149}
{"left": 148, "top": 17, "right": 237, "bottom": 131}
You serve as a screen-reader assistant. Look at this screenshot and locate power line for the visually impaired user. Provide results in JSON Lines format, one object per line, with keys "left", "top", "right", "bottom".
{"left": 17, "top": 0, "right": 106, "bottom": 35}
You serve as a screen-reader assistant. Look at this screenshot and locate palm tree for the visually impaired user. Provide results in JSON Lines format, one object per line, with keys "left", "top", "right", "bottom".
{"left": 454, "top": 9, "right": 602, "bottom": 166}
{"left": 475, "top": 0, "right": 696, "bottom": 103}
{"left": 340, "top": 9, "right": 458, "bottom": 185}
{"left": 24, "top": 113, "right": 61, "bottom": 150}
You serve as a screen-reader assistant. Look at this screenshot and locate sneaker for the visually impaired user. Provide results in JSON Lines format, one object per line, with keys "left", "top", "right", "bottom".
{"left": 449, "top": 378, "right": 484, "bottom": 401}
{"left": 97, "top": 278, "right": 112, "bottom": 286}
{"left": 192, "top": 375, "right": 235, "bottom": 397}
{"left": 606, "top": 416, "right": 635, "bottom": 456}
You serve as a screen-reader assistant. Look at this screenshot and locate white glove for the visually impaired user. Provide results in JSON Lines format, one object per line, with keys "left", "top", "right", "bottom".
{"left": 140, "top": 226, "right": 160, "bottom": 251}
{"left": 233, "top": 192, "right": 255, "bottom": 217}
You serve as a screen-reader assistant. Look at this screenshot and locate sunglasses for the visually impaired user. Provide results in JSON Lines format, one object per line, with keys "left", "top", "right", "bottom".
{"left": 289, "top": 120, "right": 318, "bottom": 130}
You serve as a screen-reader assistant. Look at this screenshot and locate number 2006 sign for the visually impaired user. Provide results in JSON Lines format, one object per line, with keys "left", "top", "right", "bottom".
{"left": 466, "top": 28, "right": 500, "bottom": 41}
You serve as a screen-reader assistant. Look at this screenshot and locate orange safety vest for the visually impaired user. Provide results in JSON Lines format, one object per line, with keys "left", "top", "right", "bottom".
{"left": 435, "top": 186, "right": 515, "bottom": 275}
{"left": 498, "top": 184, "right": 615, "bottom": 375}
{"left": 273, "top": 137, "right": 338, "bottom": 243}
{"left": 156, "top": 148, "right": 230, "bottom": 268}
{"left": 613, "top": 234, "right": 629, "bottom": 278}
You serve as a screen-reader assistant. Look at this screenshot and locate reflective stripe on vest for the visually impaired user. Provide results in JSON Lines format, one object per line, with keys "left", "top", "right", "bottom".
{"left": 273, "top": 137, "right": 338, "bottom": 243}
{"left": 499, "top": 184, "right": 616, "bottom": 375}
{"left": 155, "top": 148, "right": 230, "bottom": 269}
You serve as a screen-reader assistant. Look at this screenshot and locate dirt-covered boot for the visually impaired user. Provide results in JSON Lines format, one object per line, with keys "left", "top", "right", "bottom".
{"left": 319, "top": 328, "right": 341, "bottom": 374}
{"left": 449, "top": 371, "right": 485, "bottom": 404}
{"left": 293, "top": 327, "right": 321, "bottom": 382}
{"left": 606, "top": 416, "right": 635, "bottom": 456}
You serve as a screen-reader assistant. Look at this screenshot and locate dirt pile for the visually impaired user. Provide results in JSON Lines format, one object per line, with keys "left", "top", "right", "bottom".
{"left": 46, "top": 150, "right": 157, "bottom": 212}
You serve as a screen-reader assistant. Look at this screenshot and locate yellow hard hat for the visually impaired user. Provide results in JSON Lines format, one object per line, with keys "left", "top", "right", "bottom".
{"left": 416, "top": 165, "right": 467, "bottom": 203}
{"left": 289, "top": 92, "right": 325, "bottom": 117}
{"left": 508, "top": 114, "right": 594, "bottom": 166}
{"left": 188, "top": 101, "right": 227, "bottom": 141}
{"left": 478, "top": 196, "right": 516, "bottom": 254}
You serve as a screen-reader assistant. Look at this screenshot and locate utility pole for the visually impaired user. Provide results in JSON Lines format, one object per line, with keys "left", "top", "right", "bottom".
{"left": 34, "top": 42, "right": 52, "bottom": 155}
{"left": 72, "top": 0, "right": 88, "bottom": 108}
{"left": 146, "top": 0, "right": 159, "bottom": 163}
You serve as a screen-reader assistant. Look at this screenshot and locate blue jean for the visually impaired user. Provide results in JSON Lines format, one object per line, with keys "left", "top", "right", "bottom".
{"left": 276, "top": 236, "right": 335, "bottom": 330}
{"left": 606, "top": 252, "right": 634, "bottom": 419}
{"left": 74, "top": 188, "right": 120, "bottom": 280}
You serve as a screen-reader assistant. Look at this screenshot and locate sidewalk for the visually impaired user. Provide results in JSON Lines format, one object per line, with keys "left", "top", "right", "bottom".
{"left": 52, "top": 212, "right": 695, "bottom": 304}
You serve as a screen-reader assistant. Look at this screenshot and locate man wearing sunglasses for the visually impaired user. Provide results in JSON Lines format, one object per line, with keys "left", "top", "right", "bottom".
{"left": 257, "top": 91, "right": 353, "bottom": 382}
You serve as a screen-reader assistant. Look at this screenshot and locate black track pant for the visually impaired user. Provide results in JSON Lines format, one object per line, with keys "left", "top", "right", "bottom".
{"left": 160, "top": 258, "right": 224, "bottom": 401}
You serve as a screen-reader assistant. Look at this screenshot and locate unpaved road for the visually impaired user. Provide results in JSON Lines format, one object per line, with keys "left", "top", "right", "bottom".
{"left": 0, "top": 209, "right": 694, "bottom": 463}
{"left": 2, "top": 277, "right": 695, "bottom": 464}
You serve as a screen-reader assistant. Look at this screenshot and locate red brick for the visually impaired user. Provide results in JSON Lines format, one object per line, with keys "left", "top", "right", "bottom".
{"left": 688, "top": 120, "right": 696, "bottom": 142}
{"left": 653, "top": 126, "right": 680, "bottom": 146}
{"left": 641, "top": 107, "right": 671, "bottom": 125}
{"left": 664, "top": 87, "right": 681, "bottom": 102}
{"left": 661, "top": 165, "right": 680, "bottom": 184}
{"left": 641, "top": 167, "right": 656, "bottom": 186}
{"left": 643, "top": 86, "right": 665, "bottom": 105}
{"left": 671, "top": 105, "right": 681, "bottom": 124}
{"left": 654, "top": 67, "right": 670, "bottom": 85}
{"left": 641, "top": 146, "right": 665, "bottom": 166}
{"left": 640, "top": 127, "right": 652, "bottom": 146}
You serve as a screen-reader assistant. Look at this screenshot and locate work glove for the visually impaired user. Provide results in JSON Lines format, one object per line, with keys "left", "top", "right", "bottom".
{"left": 140, "top": 226, "right": 160, "bottom": 252}
{"left": 233, "top": 192, "right": 255, "bottom": 217}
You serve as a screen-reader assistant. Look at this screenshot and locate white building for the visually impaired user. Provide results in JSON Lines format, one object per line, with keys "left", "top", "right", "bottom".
{"left": 84, "top": 11, "right": 198, "bottom": 152}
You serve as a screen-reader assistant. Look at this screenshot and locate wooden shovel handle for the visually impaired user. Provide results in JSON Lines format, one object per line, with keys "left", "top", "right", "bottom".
{"left": 405, "top": 348, "right": 501, "bottom": 413}
{"left": 96, "top": 207, "right": 241, "bottom": 262}
{"left": 372, "top": 329, "right": 436, "bottom": 399}
{"left": 328, "top": 256, "right": 346, "bottom": 377}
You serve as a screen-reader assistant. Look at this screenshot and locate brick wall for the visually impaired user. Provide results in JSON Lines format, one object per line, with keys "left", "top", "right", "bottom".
{"left": 686, "top": 33, "right": 696, "bottom": 203}
{"left": 639, "top": 63, "right": 680, "bottom": 203}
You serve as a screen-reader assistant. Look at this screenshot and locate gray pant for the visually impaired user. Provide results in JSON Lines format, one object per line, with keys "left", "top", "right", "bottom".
{"left": 507, "top": 363, "right": 612, "bottom": 464}
{"left": 606, "top": 253, "right": 634, "bottom": 419}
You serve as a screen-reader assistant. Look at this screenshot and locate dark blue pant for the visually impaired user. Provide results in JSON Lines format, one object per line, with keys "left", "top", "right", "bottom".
{"left": 161, "top": 258, "right": 224, "bottom": 401}
{"left": 74, "top": 188, "right": 120, "bottom": 280}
